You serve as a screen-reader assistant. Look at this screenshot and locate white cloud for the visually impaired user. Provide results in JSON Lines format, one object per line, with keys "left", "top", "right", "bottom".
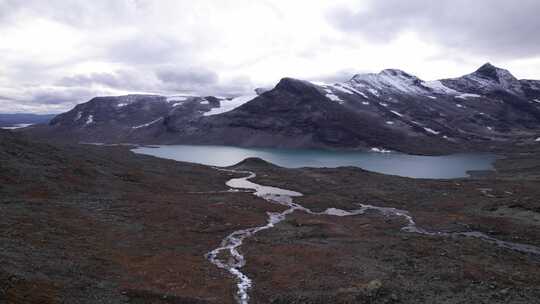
{"left": 0, "top": 0, "right": 539, "bottom": 113}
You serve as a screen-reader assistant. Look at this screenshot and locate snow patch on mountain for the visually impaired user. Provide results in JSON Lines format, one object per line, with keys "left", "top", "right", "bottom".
{"left": 328, "top": 84, "right": 354, "bottom": 95}
{"left": 455, "top": 93, "right": 482, "bottom": 100}
{"left": 370, "top": 147, "right": 392, "bottom": 153}
{"left": 352, "top": 69, "right": 423, "bottom": 95}
{"left": 132, "top": 117, "right": 162, "bottom": 129}
{"left": 422, "top": 80, "right": 459, "bottom": 94}
{"left": 339, "top": 83, "right": 368, "bottom": 98}
{"left": 166, "top": 96, "right": 188, "bottom": 102}
{"left": 367, "top": 88, "right": 380, "bottom": 97}
{"left": 424, "top": 127, "right": 440, "bottom": 135}
{"left": 74, "top": 111, "right": 82, "bottom": 121}
{"left": 203, "top": 95, "right": 257, "bottom": 116}
{"left": 326, "top": 93, "right": 344, "bottom": 103}
{"left": 85, "top": 115, "right": 94, "bottom": 125}
{"left": 390, "top": 110, "right": 403, "bottom": 117}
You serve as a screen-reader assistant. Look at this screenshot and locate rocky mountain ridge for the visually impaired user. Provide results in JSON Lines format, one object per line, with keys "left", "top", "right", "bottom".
{"left": 26, "top": 63, "right": 540, "bottom": 154}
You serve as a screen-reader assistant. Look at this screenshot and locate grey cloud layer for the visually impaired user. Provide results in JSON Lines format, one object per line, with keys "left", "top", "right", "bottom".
{"left": 0, "top": 0, "right": 242, "bottom": 113}
{"left": 1, "top": 0, "right": 540, "bottom": 113}
{"left": 156, "top": 68, "right": 219, "bottom": 88}
{"left": 329, "top": 0, "right": 540, "bottom": 58}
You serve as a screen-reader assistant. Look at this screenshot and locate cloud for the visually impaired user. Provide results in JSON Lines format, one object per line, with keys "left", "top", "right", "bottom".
{"left": 0, "top": 87, "right": 93, "bottom": 114}
{"left": 57, "top": 70, "right": 157, "bottom": 91}
{"left": 106, "top": 35, "right": 188, "bottom": 65}
{"left": 2, "top": 0, "right": 540, "bottom": 113}
{"left": 58, "top": 73, "right": 123, "bottom": 88}
{"left": 157, "top": 67, "right": 254, "bottom": 96}
{"left": 156, "top": 68, "right": 219, "bottom": 88}
{"left": 308, "top": 68, "right": 365, "bottom": 84}
{"left": 328, "top": 0, "right": 540, "bottom": 58}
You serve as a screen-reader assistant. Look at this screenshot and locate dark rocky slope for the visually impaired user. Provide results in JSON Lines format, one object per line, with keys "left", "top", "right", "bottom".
{"left": 2, "top": 130, "right": 540, "bottom": 303}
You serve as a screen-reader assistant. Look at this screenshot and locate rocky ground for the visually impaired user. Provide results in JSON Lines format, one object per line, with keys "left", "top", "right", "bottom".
{"left": 233, "top": 156, "right": 540, "bottom": 303}
{"left": 1, "top": 129, "right": 540, "bottom": 303}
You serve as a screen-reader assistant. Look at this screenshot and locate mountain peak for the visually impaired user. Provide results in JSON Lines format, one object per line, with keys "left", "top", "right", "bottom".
{"left": 351, "top": 69, "right": 416, "bottom": 81}
{"left": 472, "top": 62, "right": 516, "bottom": 82}
{"left": 274, "top": 77, "right": 318, "bottom": 95}
{"left": 380, "top": 69, "right": 415, "bottom": 78}
{"left": 477, "top": 62, "right": 497, "bottom": 70}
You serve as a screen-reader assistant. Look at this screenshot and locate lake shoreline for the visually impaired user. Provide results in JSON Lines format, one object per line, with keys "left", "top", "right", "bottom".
{"left": 132, "top": 144, "right": 497, "bottom": 179}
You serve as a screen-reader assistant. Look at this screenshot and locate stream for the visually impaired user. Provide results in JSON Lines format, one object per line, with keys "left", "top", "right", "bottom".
{"left": 206, "top": 169, "right": 540, "bottom": 304}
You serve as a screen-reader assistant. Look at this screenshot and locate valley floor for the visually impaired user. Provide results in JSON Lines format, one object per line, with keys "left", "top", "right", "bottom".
{"left": 1, "top": 130, "right": 539, "bottom": 303}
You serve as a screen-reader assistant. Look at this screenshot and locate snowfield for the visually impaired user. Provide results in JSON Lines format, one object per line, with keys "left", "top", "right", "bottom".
{"left": 367, "top": 88, "right": 380, "bottom": 97}
{"left": 203, "top": 95, "right": 257, "bottom": 116}
{"left": 166, "top": 96, "right": 188, "bottom": 102}
{"left": 390, "top": 110, "right": 403, "bottom": 117}
{"left": 327, "top": 84, "right": 354, "bottom": 95}
{"left": 455, "top": 93, "right": 482, "bottom": 100}
{"left": 421, "top": 80, "right": 459, "bottom": 94}
{"left": 132, "top": 117, "right": 163, "bottom": 129}
{"left": 423, "top": 127, "right": 440, "bottom": 135}
{"left": 326, "top": 93, "right": 344, "bottom": 103}
{"left": 370, "top": 147, "right": 392, "bottom": 153}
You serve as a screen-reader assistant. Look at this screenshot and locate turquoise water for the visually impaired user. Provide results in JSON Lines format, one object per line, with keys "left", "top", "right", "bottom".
{"left": 132, "top": 145, "right": 497, "bottom": 179}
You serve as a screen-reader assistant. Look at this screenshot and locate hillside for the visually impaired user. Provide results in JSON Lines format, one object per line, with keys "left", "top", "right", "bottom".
{"left": 2, "top": 130, "right": 540, "bottom": 303}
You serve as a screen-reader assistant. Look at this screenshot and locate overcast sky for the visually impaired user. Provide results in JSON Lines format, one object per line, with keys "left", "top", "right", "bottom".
{"left": 1, "top": 0, "right": 540, "bottom": 113}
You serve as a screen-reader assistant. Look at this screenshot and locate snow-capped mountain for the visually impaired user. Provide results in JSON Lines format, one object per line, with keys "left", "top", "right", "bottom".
{"left": 37, "top": 93, "right": 256, "bottom": 142}
{"left": 27, "top": 63, "right": 540, "bottom": 154}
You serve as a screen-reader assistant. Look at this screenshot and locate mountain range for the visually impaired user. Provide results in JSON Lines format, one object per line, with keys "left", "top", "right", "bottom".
{"left": 0, "top": 113, "right": 55, "bottom": 128}
{"left": 25, "top": 63, "right": 540, "bottom": 154}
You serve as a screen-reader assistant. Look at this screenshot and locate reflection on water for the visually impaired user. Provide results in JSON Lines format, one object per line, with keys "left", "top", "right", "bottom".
{"left": 132, "top": 145, "right": 496, "bottom": 179}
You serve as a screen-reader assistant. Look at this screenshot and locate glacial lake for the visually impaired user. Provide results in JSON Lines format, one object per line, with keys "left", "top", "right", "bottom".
{"left": 132, "top": 145, "right": 497, "bottom": 179}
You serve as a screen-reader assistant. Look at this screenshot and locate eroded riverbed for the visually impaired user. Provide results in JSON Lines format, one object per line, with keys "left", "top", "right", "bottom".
{"left": 208, "top": 168, "right": 540, "bottom": 303}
